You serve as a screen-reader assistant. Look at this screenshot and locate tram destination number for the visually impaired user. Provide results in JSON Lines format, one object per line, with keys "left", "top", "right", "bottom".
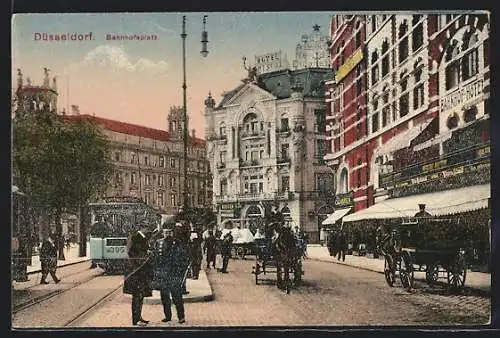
{"left": 106, "top": 246, "right": 126, "bottom": 254}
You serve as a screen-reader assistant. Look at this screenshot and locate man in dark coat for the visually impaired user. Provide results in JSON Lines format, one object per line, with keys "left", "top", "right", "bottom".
{"left": 219, "top": 232, "right": 233, "bottom": 273}
{"left": 203, "top": 230, "right": 217, "bottom": 269}
{"left": 415, "top": 204, "right": 432, "bottom": 218}
{"left": 189, "top": 230, "right": 203, "bottom": 279}
{"left": 40, "top": 233, "right": 60, "bottom": 284}
{"left": 152, "top": 225, "right": 189, "bottom": 323}
{"left": 123, "top": 228, "right": 153, "bottom": 326}
{"left": 336, "top": 229, "right": 347, "bottom": 262}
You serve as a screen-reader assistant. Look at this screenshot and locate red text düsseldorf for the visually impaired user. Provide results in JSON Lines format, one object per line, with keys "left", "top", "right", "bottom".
{"left": 33, "top": 32, "right": 94, "bottom": 41}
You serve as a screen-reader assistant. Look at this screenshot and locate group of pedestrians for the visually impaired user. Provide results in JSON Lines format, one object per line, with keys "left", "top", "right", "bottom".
{"left": 327, "top": 228, "right": 347, "bottom": 262}
{"left": 123, "top": 221, "right": 190, "bottom": 326}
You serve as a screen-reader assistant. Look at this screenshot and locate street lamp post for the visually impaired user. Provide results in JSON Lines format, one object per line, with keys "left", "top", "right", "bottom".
{"left": 181, "top": 15, "right": 209, "bottom": 212}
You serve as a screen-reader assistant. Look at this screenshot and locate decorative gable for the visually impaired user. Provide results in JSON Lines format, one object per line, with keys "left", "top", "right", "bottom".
{"left": 223, "top": 83, "right": 276, "bottom": 107}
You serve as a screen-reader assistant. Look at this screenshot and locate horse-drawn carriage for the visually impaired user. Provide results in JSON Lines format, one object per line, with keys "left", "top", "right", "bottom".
{"left": 377, "top": 217, "right": 469, "bottom": 293}
{"left": 251, "top": 221, "right": 304, "bottom": 294}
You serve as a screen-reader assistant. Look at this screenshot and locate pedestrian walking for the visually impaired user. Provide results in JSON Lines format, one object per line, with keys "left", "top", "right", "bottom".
{"left": 203, "top": 230, "right": 217, "bottom": 269}
{"left": 218, "top": 232, "right": 233, "bottom": 273}
{"left": 189, "top": 230, "right": 203, "bottom": 279}
{"left": 336, "top": 229, "right": 347, "bottom": 262}
{"left": 40, "top": 232, "right": 61, "bottom": 284}
{"left": 123, "top": 227, "right": 153, "bottom": 326}
{"left": 152, "top": 225, "right": 189, "bottom": 324}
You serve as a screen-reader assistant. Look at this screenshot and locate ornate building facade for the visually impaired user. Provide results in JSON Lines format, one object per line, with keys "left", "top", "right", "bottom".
{"left": 205, "top": 67, "right": 333, "bottom": 243}
{"left": 66, "top": 108, "right": 212, "bottom": 216}
{"left": 293, "top": 24, "right": 331, "bottom": 69}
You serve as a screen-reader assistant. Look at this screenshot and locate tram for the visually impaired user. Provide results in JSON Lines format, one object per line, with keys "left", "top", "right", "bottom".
{"left": 89, "top": 196, "right": 161, "bottom": 272}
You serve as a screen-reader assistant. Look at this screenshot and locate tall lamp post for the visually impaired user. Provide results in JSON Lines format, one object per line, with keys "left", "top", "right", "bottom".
{"left": 181, "top": 15, "right": 209, "bottom": 213}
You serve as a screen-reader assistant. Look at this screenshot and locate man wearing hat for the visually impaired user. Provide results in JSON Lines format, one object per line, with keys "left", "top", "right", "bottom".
{"left": 151, "top": 223, "right": 188, "bottom": 324}
{"left": 415, "top": 204, "right": 432, "bottom": 218}
{"left": 218, "top": 231, "right": 233, "bottom": 273}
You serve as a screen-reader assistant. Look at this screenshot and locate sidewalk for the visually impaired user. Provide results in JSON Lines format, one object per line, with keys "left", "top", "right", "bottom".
{"left": 27, "top": 243, "right": 90, "bottom": 274}
{"left": 306, "top": 245, "right": 491, "bottom": 293}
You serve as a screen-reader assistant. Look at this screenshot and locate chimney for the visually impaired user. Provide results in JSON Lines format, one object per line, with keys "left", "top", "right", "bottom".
{"left": 71, "top": 105, "right": 80, "bottom": 115}
{"left": 191, "top": 129, "right": 196, "bottom": 138}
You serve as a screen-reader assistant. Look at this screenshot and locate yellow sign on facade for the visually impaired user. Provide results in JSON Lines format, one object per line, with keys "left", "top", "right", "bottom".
{"left": 335, "top": 48, "right": 364, "bottom": 83}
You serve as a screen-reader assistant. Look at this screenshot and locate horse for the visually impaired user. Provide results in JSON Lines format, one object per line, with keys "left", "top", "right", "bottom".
{"left": 270, "top": 222, "right": 301, "bottom": 294}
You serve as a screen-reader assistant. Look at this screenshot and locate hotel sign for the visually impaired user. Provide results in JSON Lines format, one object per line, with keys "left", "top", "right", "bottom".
{"left": 440, "top": 79, "right": 484, "bottom": 112}
{"left": 335, "top": 48, "right": 363, "bottom": 83}
{"left": 335, "top": 192, "right": 354, "bottom": 208}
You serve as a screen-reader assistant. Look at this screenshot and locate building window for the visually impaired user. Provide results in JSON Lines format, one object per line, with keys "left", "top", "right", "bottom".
{"left": 357, "top": 159, "right": 362, "bottom": 188}
{"left": 340, "top": 40, "right": 345, "bottom": 64}
{"left": 372, "top": 94, "right": 379, "bottom": 112}
{"left": 371, "top": 50, "right": 379, "bottom": 85}
{"left": 382, "top": 40, "right": 390, "bottom": 77}
{"left": 398, "top": 21, "right": 409, "bottom": 63}
{"left": 399, "top": 77, "right": 409, "bottom": 118}
{"left": 356, "top": 66, "right": 362, "bottom": 97}
{"left": 158, "top": 192, "right": 164, "bottom": 206}
{"left": 461, "top": 33, "right": 479, "bottom": 81}
{"left": 114, "top": 152, "right": 120, "bottom": 162}
{"left": 314, "top": 110, "right": 326, "bottom": 133}
{"left": 445, "top": 41, "right": 460, "bottom": 90}
{"left": 159, "top": 155, "right": 165, "bottom": 167}
{"left": 447, "top": 113, "right": 459, "bottom": 130}
{"left": 413, "top": 65, "right": 424, "bottom": 109}
{"left": 131, "top": 172, "right": 137, "bottom": 185}
{"left": 464, "top": 106, "right": 478, "bottom": 123}
{"left": 220, "top": 179, "right": 227, "bottom": 195}
{"left": 371, "top": 15, "right": 377, "bottom": 33}
{"left": 281, "top": 176, "right": 290, "bottom": 192}
{"left": 144, "top": 192, "right": 151, "bottom": 205}
{"left": 372, "top": 113, "right": 380, "bottom": 133}
{"left": 145, "top": 174, "right": 151, "bottom": 185}
{"left": 355, "top": 21, "right": 361, "bottom": 48}
{"left": 281, "top": 144, "right": 289, "bottom": 159}
{"left": 356, "top": 108, "right": 362, "bottom": 137}
{"left": 170, "top": 194, "right": 176, "bottom": 206}
{"left": 144, "top": 156, "right": 149, "bottom": 166}
{"left": 220, "top": 122, "right": 226, "bottom": 136}
{"left": 130, "top": 152, "right": 136, "bottom": 164}
{"left": 339, "top": 168, "right": 348, "bottom": 194}
{"left": 170, "top": 158, "right": 176, "bottom": 168}
{"left": 159, "top": 175, "right": 165, "bottom": 186}
{"left": 382, "top": 89, "right": 390, "bottom": 127}
{"left": 412, "top": 15, "right": 424, "bottom": 51}
{"left": 280, "top": 118, "right": 289, "bottom": 132}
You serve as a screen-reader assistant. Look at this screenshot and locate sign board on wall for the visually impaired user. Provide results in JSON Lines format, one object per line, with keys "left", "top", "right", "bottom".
{"left": 335, "top": 48, "right": 363, "bottom": 83}
{"left": 440, "top": 79, "right": 484, "bottom": 112}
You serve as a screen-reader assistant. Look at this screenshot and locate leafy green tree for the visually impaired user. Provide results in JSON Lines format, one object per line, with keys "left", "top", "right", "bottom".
{"left": 13, "top": 108, "right": 112, "bottom": 259}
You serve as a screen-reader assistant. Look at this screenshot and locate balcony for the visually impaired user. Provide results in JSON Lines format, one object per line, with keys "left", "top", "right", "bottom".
{"left": 214, "top": 191, "right": 294, "bottom": 203}
{"left": 208, "top": 134, "right": 227, "bottom": 144}
{"left": 240, "top": 159, "right": 261, "bottom": 167}
{"left": 276, "top": 127, "right": 291, "bottom": 137}
{"left": 240, "top": 130, "right": 266, "bottom": 140}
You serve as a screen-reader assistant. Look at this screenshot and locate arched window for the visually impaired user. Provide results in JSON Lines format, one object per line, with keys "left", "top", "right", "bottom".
{"left": 339, "top": 167, "right": 349, "bottom": 194}
{"left": 464, "top": 106, "right": 478, "bottom": 123}
{"left": 447, "top": 113, "right": 459, "bottom": 130}
{"left": 413, "top": 61, "right": 425, "bottom": 109}
{"left": 461, "top": 31, "right": 479, "bottom": 81}
{"left": 382, "top": 87, "right": 391, "bottom": 127}
{"left": 219, "top": 122, "right": 226, "bottom": 137}
{"left": 445, "top": 40, "right": 460, "bottom": 90}
{"left": 398, "top": 21, "right": 409, "bottom": 63}
{"left": 412, "top": 15, "right": 424, "bottom": 51}
{"left": 243, "top": 112, "right": 259, "bottom": 134}
{"left": 399, "top": 74, "right": 409, "bottom": 118}
{"left": 371, "top": 50, "right": 379, "bottom": 85}
{"left": 382, "top": 40, "right": 390, "bottom": 77}
{"left": 220, "top": 178, "right": 228, "bottom": 195}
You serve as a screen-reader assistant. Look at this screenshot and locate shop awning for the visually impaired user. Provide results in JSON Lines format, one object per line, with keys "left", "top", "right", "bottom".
{"left": 343, "top": 184, "right": 490, "bottom": 222}
{"left": 322, "top": 208, "right": 352, "bottom": 225}
{"left": 376, "top": 120, "right": 433, "bottom": 157}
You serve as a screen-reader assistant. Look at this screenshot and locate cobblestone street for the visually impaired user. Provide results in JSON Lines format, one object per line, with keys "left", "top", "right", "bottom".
{"left": 70, "top": 258, "right": 490, "bottom": 327}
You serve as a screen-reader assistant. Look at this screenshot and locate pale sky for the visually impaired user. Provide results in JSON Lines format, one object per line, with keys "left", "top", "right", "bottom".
{"left": 11, "top": 12, "right": 333, "bottom": 138}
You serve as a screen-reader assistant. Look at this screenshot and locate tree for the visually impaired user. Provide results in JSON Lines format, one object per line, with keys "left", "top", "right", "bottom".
{"left": 13, "top": 108, "right": 112, "bottom": 259}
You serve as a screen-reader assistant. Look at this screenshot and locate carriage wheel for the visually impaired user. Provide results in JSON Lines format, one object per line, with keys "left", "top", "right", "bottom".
{"left": 426, "top": 263, "right": 440, "bottom": 286}
{"left": 447, "top": 251, "right": 467, "bottom": 293}
{"left": 384, "top": 255, "right": 396, "bottom": 287}
{"left": 399, "top": 252, "right": 414, "bottom": 291}
{"left": 236, "top": 246, "right": 246, "bottom": 259}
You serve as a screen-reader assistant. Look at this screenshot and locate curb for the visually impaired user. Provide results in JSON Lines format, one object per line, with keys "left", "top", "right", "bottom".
{"left": 27, "top": 258, "right": 91, "bottom": 275}
{"left": 309, "top": 256, "right": 490, "bottom": 295}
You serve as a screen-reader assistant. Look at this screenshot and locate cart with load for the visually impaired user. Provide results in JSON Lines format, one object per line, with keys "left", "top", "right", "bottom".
{"left": 377, "top": 217, "right": 469, "bottom": 293}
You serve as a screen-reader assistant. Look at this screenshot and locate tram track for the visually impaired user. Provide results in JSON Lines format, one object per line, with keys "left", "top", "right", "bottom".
{"left": 12, "top": 268, "right": 106, "bottom": 314}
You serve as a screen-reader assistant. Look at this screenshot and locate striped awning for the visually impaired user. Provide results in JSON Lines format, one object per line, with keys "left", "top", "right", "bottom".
{"left": 322, "top": 208, "right": 352, "bottom": 225}
{"left": 343, "top": 184, "right": 490, "bottom": 222}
